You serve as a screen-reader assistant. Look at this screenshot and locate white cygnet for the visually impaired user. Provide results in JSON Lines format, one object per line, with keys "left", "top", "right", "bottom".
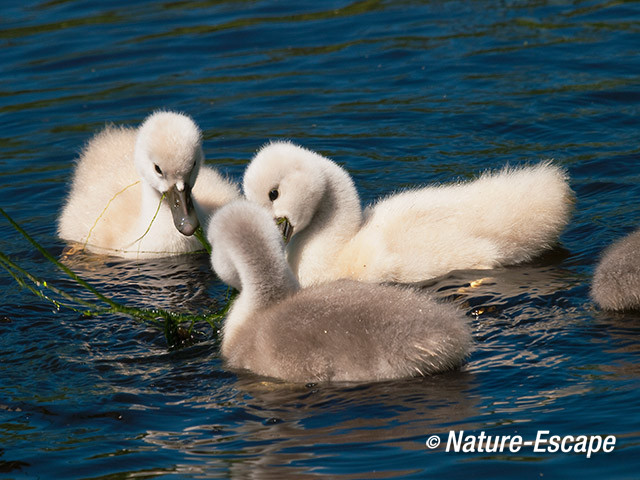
{"left": 207, "top": 200, "right": 472, "bottom": 383}
{"left": 58, "top": 111, "right": 239, "bottom": 258}
{"left": 243, "top": 141, "right": 574, "bottom": 286}
{"left": 591, "top": 228, "right": 640, "bottom": 311}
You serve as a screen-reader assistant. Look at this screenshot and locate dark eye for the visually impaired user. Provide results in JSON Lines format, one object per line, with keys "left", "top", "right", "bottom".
{"left": 154, "top": 164, "right": 163, "bottom": 175}
{"left": 268, "top": 188, "right": 279, "bottom": 202}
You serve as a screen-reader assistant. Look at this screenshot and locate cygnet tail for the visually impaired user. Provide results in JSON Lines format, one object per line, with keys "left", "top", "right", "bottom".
{"left": 475, "top": 161, "right": 574, "bottom": 265}
{"left": 406, "top": 305, "right": 473, "bottom": 376}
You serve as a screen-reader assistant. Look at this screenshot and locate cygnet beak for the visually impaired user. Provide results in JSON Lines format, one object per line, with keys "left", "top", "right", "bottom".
{"left": 166, "top": 183, "right": 199, "bottom": 236}
{"left": 276, "top": 217, "right": 294, "bottom": 244}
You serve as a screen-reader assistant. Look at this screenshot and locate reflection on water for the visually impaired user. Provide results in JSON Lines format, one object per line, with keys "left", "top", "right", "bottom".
{"left": 143, "top": 373, "right": 478, "bottom": 479}
{"left": 59, "top": 249, "right": 221, "bottom": 313}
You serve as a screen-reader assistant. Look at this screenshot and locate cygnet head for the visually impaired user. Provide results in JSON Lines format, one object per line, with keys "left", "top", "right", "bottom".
{"left": 134, "top": 111, "right": 204, "bottom": 236}
{"left": 243, "top": 141, "right": 328, "bottom": 243}
{"left": 207, "top": 199, "right": 299, "bottom": 297}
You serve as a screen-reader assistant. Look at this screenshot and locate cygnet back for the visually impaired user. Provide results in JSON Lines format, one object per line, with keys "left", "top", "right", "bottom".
{"left": 591, "top": 228, "right": 640, "bottom": 311}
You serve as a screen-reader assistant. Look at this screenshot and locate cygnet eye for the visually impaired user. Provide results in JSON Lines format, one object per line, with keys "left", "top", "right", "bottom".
{"left": 268, "top": 188, "right": 279, "bottom": 202}
{"left": 154, "top": 164, "right": 163, "bottom": 176}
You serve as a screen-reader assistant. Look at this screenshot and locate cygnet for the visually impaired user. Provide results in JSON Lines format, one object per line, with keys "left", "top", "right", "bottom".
{"left": 591, "top": 228, "right": 640, "bottom": 311}
{"left": 58, "top": 111, "right": 239, "bottom": 258}
{"left": 207, "top": 200, "right": 472, "bottom": 383}
{"left": 243, "top": 141, "right": 573, "bottom": 286}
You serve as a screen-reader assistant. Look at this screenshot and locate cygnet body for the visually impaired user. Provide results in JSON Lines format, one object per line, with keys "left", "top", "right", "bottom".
{"left": 208, "top": 200, "right": 472, "bottom": 383}
{"left": 58, "top": 111, "right": 239, "bottom": 258}
{"left": 243, "top": 142, "right": 573, "bottom": 286}
{"left": 591, "top": 228, "right": 640, "bottom": 311}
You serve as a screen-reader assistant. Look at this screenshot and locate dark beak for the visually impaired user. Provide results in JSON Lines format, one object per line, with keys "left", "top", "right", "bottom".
{"left": 166, "top": 184, "right": 199, "bottom": 236}
{"left": 276, "top": 217, "right": 294, "bottom": 244}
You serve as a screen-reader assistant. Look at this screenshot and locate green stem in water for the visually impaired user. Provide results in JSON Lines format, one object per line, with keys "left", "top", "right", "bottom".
{"left": 194, "top": 226, "right": 212, "bottom": 255}
{"left": 0, "top": 252, "right": 96, "bottom": 308}
{"left": 0, "top": 253, "right": 109, "bottom": 317}
{"left": 0, "top": 208, "right": 231, "bottom": 344}
{"left": 1, "top": 208, "right": 121, "bottom": 309}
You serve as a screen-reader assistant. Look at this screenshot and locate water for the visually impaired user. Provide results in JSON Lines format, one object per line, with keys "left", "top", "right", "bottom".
{"left": 1, "top": 0, "right": 639, "bottom": 478}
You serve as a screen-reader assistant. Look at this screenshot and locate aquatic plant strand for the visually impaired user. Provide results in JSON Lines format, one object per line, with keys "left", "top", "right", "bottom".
{"left": 0, "top": 208, "right": 231, "bottom": 341}
{"left": 127, "top": 191, "right": 165, "bottom": 253}
{"left": 194, "top": 226, "right": 212, "bottom": 255}
{"left": 1, "top": 254, "right": 69, "bottom": 312}
{"left": 83, "top": 180, "right": 140, "bottom": 251}
{"left": 0, "top": 251, "right": 100, "bottom": 310}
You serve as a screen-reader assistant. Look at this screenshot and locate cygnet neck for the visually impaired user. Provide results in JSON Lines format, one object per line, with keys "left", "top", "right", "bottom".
{"left": 138, "top": 180, "right": 171, "bottom": 233}
{"left": 287, "top": 157, "right": 363, "bottom": 282}
{"left": 235, "top": 225, "right": 300, "bottom": 311}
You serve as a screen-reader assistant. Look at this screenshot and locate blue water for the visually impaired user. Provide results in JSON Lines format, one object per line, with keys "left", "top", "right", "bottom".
{"left": 1, "top": 1, "right": 639, "bottom": 478}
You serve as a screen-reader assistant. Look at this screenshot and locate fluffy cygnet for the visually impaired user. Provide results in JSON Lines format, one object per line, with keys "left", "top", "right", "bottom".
{"left": 591, "top": 228, "right": 640, "bottom": 311}
{"left": 58, "top": 111, "right": 239, "bottom": 258}
{"left": 243, "top": 141, "right": 574, "bottom": 286}
{"left": 207, "top": 200, "right": 472, "bottom": 383}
